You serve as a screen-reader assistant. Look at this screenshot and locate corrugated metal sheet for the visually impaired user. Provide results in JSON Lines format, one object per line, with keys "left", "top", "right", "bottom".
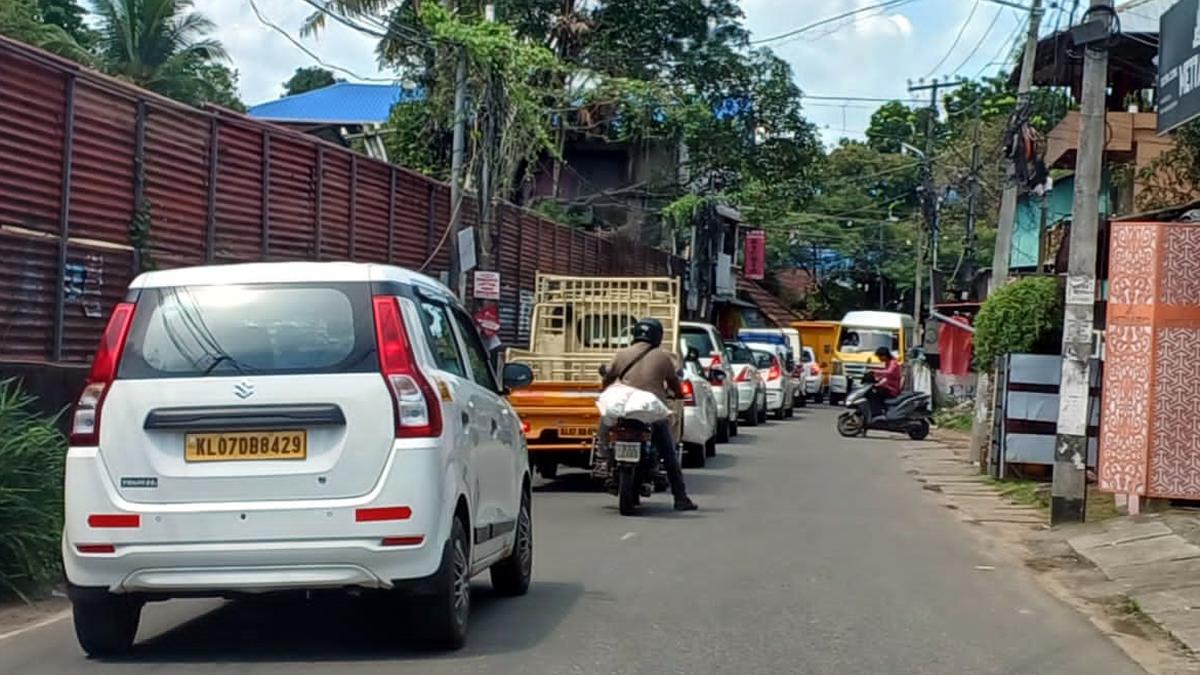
{"left": 0, "top": 36, "right": 685, "bottom": 363}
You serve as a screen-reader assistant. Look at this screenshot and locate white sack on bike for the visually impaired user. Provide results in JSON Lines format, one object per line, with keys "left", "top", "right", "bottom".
{"left": 597, "top": 382, "right": 671, "bottom": 423}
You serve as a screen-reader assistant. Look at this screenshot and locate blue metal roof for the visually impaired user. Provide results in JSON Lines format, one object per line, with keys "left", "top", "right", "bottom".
{"left": 247, "top": 82, "right": 423, "bottom": 125}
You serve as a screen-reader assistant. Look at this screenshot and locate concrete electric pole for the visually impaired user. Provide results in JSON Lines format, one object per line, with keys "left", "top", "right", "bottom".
{"left": 991, "top": 0, "right": 1044, "bottom": 291}
{"left": 1052, "top": 0, "right": 1113, "bottom": 524}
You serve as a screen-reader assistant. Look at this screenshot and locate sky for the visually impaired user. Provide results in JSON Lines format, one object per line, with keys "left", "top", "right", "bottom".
{"left": 197, "top": 0, "right": 1163, "bottom": 148}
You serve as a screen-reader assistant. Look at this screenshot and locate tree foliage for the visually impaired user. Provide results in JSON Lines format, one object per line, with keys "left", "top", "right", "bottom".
{"left": 973, "top": 276, "right": 1062, "bottom": 369}
{"left": 0, "top": 0, "right": 91, "bottom": 60}
{"left": 282, "top": 66, "right": 342, "bottom": 96}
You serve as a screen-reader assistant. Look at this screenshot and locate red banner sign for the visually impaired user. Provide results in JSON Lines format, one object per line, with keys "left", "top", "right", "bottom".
{"left": 744, "top": 230, "right": 766, "bottom": 280}
{"left": 474, "top": 302, "right": 501, "bottom": 338}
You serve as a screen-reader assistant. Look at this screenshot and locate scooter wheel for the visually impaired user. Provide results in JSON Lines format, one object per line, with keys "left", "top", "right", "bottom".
{"left": 908, "top": 419, "right": 931, "bottom": 441}
{"left": 837, "top": 412, "right": 865, "bottom": 438}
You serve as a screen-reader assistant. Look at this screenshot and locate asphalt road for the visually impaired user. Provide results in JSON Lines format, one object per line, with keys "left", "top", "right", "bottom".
{"left": 1, "top": 407, "right": 1143, "bottom": 674}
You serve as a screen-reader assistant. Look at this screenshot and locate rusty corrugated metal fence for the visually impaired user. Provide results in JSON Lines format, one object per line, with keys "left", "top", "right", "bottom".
{"left": 0, "top": 37, "right": 682, "bottom": 363}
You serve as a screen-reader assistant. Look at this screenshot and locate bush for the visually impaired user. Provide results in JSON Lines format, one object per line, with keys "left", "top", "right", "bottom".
{"left": 973, "top": 276, "right": 1063, "bottom": 371}
{"left": 0, "top": 379, "right": 67, "bottom": 601}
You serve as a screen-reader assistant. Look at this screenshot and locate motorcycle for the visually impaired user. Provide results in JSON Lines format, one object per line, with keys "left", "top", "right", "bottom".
{"left": 592, "top": 418, "right": 669, "bottom": 516}
{"left": 836, "top": 373, "right": 932, "bottom": 440}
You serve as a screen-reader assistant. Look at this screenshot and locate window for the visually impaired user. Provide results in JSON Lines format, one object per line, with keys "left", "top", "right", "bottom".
{"left": 119, "top": 284, "right": 374, "bottom": 379}
{"left": 451, "top": 308, "right": 498, "bottom": 391}
{"left": 680, "top": 328, "right": 715, "bottom": 358}
{"left": 728, "top": 343, "right": 756, "bottom": 365}
{"left": 838, "top": 328, "right": 898, "bottom": 354}
{"left": 418, "top": 300, "right": 466, "bottom": 377}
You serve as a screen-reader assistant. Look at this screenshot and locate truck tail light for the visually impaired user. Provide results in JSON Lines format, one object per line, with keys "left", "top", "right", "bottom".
{"left": 373, "top": 296, "right": 443, "bottom": 438}
{"left": 680, "top": 380, "right": 696, "bottom": 406}
{"left": 71, "top": 302, "right": 135, "bottom": 446}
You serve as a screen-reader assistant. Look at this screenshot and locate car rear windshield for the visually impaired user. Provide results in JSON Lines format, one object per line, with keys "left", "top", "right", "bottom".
{"left": 118, "top": 283, "right": 377, "bottom": 379}
{"left": 728, "top": 343, "right": 756, "bottom": 365}
{"left": 680, "top": 328, "right": 715, "bottom": 357}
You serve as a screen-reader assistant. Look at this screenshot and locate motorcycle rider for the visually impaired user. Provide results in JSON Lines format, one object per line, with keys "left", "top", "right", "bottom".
{"left": 601, "top": 318, "right": 698, "bottom": 511}
{"left": 867, "top": 346, "right": 902, "bottom": 421}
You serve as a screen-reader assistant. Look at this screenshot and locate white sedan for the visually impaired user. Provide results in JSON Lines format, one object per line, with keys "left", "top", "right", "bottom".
{"left": 680, "top": 360, "right": 719, "bottom": 468}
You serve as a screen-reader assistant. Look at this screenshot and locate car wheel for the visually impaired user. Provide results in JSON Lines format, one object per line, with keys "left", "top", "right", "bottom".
{"left": 683, "top": 442, "right": 706, "bottom": 468}
{"left": 716, "top": 418, "right": 730, "bottom": 443}
{"left": 491, "top": 489, "right": 533, "bottom": 596}
{"left": 743, "top": 405, "right": 759, "bottom": 427}
{"left": 797, "top": 393, "right": 808, "bottom": 408}
{"left": 730, "top": 418, "right": 739, "bottom": 437}
{"left": 705, "top": 436, "right": 717, "bottom": 458}
{"left": 426, "top": 518, "right": 471, "bottom": 649}
{"left": 758, "top": 401, "right": 768, "bottom": 424}
{"left": 773, "top": 404, "right": 785, "bottom": 420}
{"left": 72, "top": 593, "right": 142, "bottom": 657}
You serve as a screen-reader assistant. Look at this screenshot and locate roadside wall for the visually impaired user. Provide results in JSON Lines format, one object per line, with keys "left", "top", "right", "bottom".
{"left": 0, "top": 36, "right": 682, "bottom": 369}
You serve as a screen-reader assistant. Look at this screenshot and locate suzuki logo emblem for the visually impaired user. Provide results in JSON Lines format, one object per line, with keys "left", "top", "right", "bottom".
{"left": 233, "top": 380, "right": 255, "bottom": 400}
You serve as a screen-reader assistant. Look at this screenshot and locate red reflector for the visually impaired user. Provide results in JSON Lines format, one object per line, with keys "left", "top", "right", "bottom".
{"left": 356, "top": 506, "right": 413, "bottom": 522}
{"left": 88, "top": 514, "right": 140, "bottom": 528}
{"left": 381, "top": 536, "right": 425, "bottom": 547}
{"left": 76, "top": 544, "right": 116, "bottom": 554}
{"left": 521, "top": 420, "right": 531, "bottom": 434}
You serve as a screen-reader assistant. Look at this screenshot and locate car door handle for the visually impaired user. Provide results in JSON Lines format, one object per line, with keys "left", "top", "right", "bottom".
{"left": 461, "top": 411, "right": 470, "bottom": 426}
{"left": 490, "top": 418, "right": 499, "bottom": 436}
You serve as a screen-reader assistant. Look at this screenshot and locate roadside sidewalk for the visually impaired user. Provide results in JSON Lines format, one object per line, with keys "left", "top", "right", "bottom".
{"left": 898, "top": 429, "right": 1200, "bottom": 675}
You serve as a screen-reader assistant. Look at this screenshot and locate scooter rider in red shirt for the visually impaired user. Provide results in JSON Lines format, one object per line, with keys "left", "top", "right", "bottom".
{"left": 868, "top": 346, "right": 902, "bottom": 421}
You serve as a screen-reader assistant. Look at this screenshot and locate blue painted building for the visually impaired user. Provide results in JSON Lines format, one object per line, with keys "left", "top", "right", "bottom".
{"left": 1010, "top": 172, "right": 1113, "bottom": 271}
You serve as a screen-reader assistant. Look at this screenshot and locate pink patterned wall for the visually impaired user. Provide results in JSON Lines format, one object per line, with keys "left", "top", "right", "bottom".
{"left": 1100, "top": 221, "right": 1200, "bottom": 500}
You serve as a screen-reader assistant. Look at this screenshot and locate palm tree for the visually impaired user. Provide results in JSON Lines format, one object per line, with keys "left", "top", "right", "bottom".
{"left": 91, "top": 0, "right": 228, "bottom": 104}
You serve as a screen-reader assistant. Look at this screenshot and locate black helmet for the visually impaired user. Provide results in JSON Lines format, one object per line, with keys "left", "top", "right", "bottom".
{"left": 631, "top": 318, "right": 664, "bottom": 348}
{"left": 874, "top": 346, "right": 892, "bottom": 360}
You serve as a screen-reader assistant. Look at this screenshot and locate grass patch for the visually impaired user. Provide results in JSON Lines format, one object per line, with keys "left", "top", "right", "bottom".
{"left": 0, "top": 379, "right": 68, "bottom": 602}
{"left": 1086, "top": 484, "right": 1122, "bottom": 522}
{"left": 933, "top": 407, "right": 973, "bottom": 433}
{"left": 987, "top": 477, "right": 1051, "bottom": 511}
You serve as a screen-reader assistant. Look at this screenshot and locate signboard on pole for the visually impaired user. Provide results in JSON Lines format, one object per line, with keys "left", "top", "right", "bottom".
{"left": 1157, "top": 0, "right": 1200, "bottom": 134}
{"left": 473, "top": 270, "right": 500, "bottom": 300}
{"left": 457, "top": 226, "right": 477, "bottom": 273}
{"left": 744, "top": 229, "right": 766, "bottom": 280}
{"left": 474, "top": 303, "right": 501, "bottom": 338}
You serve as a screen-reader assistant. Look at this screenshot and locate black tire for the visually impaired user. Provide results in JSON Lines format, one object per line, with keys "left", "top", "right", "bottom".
{"left": 829, "top": 393, "right": 843, "bottom": 407}
{"left": 814, "top": 391, "right": 825, "bottom": 404}
{"left": 908, "top": 419, "right": 931, "bottom": 441}
{"left": 757, "top": 401, "right": 768, "bottom": 424}
{"left": 730, "top": 419, "right": 739, "bottom": 437}
{"left": 536, "top": 462, "right": 558, "bottom": 480}
{"left": 716, "top": 419, "right": 730, "bottom": 444}
{"left": 837, "top": 411, "right": 865, "bottom": 438}
{"left": 427, "top": 518, "right": 471, "bottom": 649}
{"left": 72, "top": 593, "right": 142, "bottom": 657}
{"left": 705, "top": 436, "right": 717, "bottom": 458}
{"left": 617, "top": 466, "right": 638, "bottom": 516}
{"left": 743, "top": 406, "right": 759, "bottom": 427}
{"left": 682, "top": 443, "right": 706, "bottom": 468}
{"left": 491, "top": 489, "right": 532, "bottom": 596}
{"left": 797, "top": 393, "right": 808, "bottom": 408}
{"left": 773, "top": 405, "right": 785, "bottom": 420}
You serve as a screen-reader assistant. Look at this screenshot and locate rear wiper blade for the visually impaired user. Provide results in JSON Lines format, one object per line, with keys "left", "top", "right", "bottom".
{"left": 200, "top": 354, "right": 258, "bottom": 376}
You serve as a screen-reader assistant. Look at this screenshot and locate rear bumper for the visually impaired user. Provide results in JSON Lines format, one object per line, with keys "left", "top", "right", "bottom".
{"left": 805, "top": 379, "right": 822, "bottom": 394}
{"left": 735, "top": 383, "right": 757, "bottom": 412}
{"left": 765, "top": 389, "right": 784, "bottom": 410}
{"left": 830, "top": 376, "right": 849, "bottom": 394}
{"left": 681, "top": 409, "right": 712, "bottom": 444}
{"left": 63, "top": 446, "right": 449, "bottom": 595}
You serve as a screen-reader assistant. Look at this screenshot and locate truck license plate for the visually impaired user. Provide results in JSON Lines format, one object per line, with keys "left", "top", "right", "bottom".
{"left": 614, "top": 442, "right": 641, "bottom": 463}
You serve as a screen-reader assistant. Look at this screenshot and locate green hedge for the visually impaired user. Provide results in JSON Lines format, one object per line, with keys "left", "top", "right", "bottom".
{"left": 974, "top": 276, "right": 1063, "bottom": 371}
{"left": 0, "top": 379, "right": 67, "bottom": 601}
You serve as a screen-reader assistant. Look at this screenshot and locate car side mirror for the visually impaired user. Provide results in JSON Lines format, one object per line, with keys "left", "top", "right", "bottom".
{"left": 686, "top": 347, "right": 700, "bottom": 363}
{"left": 598, "top": 364, "right": 609, "bottom": 378}
{"left": 503, "top": 363, "right": 534, "bottom": 391}
{"left": 709, "top": 369, "right": 726, "bottom": 384}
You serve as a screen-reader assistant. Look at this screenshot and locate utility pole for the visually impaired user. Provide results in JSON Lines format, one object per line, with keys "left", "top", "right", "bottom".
{"left": 1053, "top": 0, "right": 1112, "bottom": 524}
{"left": 446, "top": 32, "right": 469, "bottom": 296}
{"left": 963, "top": 99, "right": 983, "bottom": 289}
{"left": 991, "top": 0, "right": 1044, "bottom": 291}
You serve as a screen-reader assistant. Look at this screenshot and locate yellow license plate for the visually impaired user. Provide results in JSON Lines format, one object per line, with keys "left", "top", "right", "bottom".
{"left": 560, "top": 426, "right": 594, "bottom": 438}
{"left": 185, "top": 430, "right": 307, "bottom": 462}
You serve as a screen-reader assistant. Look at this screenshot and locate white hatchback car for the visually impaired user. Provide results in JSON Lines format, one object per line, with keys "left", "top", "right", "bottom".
{"left": 679, "top": 360, "right": 719, "bottom": 468}
{"left": 63, "top": 262, "right": 534, "bottom": 655}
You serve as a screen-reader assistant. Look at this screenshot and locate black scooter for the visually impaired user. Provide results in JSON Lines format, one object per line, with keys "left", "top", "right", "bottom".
{"left": 836, "top": 372, "right": 931, "bottom": 440}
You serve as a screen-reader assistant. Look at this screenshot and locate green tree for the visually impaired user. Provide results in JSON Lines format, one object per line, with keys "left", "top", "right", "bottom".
{"left": 282, "top": 66, "right": 342, "bottom": 96}
{"left": 0, "top": 0, "right": 90, "bottom": 59}
{"left": 91, "top": 0, "right": 231, "bottom": 106}
{"left": 37, "top": 0, "right": 93, "bottom": 46}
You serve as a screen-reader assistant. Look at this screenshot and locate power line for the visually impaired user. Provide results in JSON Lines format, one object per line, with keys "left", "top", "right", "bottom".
{"left": 951, "top": 6, "right": 1005, "bottom": 75}
{"left": 802, "top": 94, "right": 927, "bottom": 103}
{"left": 925, "top": 0, "right": 982, "bottom": 78}
{"left": 247, "top": 0, "right": 398, "bottom": 83}
{"left": 976, "top": 11, "right": 1026, "bottom": 76}
{"left": 750, "top": 0, "right": 921, "bottom": 45}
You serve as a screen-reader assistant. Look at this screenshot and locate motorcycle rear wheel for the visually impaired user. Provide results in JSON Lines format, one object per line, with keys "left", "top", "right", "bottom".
{"left": 618, "top": 467, "right": 638, "bottom": 516}
{"left": 837, "top": 411, "right": 865, "bottom": 438}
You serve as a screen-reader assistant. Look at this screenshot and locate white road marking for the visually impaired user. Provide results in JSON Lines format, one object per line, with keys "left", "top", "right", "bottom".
{"left": 621, "top": 532, "right": 637, "bottom": 541}
{"left": 974, "top": 565, "right": 996, "bottom": 571}
{"left": 0, "top": 610, "right": 71, "bottom": 641}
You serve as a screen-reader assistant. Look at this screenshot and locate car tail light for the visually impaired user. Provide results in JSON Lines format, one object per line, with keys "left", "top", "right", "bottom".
{"left": 767, "top": 363, "right": 782, "bottom": 381}
{"left": 680, "top": 379, "right": 696, "bottom": 406}
{"left": 810, "top": 364, "right": 821, "bottom": 377}
{"left": 373, "top": 296, "right": 443, "bottom": 438}
{"left": 70, "top": 302, "right": 135, "bottom": 446}
{"left": 521, "top": 420, "right": 531, "bottom": 434}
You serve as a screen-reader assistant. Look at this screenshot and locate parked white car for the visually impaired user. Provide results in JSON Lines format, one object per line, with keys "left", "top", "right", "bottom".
{"left": 727, "top": 341, "right": 767, "bottom": 426}
{"left": 750, "top": 347, "right": 795, "bottom": 419}
{"left": 63, "top": 262, "right": 534, "bottom": 655}
{"left": 739, "top": 328, "right": 806, "bottom": 410}
{"left": 680, "top": 322, "right": 738, "bottom": 442}
{"left": 679, "top": 360, "right": 719, "bottom": 468}
{"left": 802, "top": 346, "right": 824, "bottom": 402}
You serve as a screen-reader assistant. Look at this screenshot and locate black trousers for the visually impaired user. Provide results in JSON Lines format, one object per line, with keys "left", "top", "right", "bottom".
{"left": 651, "top": 420, "right": 689, "bottom": 502}
{"left": 866, "top": 387, "right": 888, "bottom": 419}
